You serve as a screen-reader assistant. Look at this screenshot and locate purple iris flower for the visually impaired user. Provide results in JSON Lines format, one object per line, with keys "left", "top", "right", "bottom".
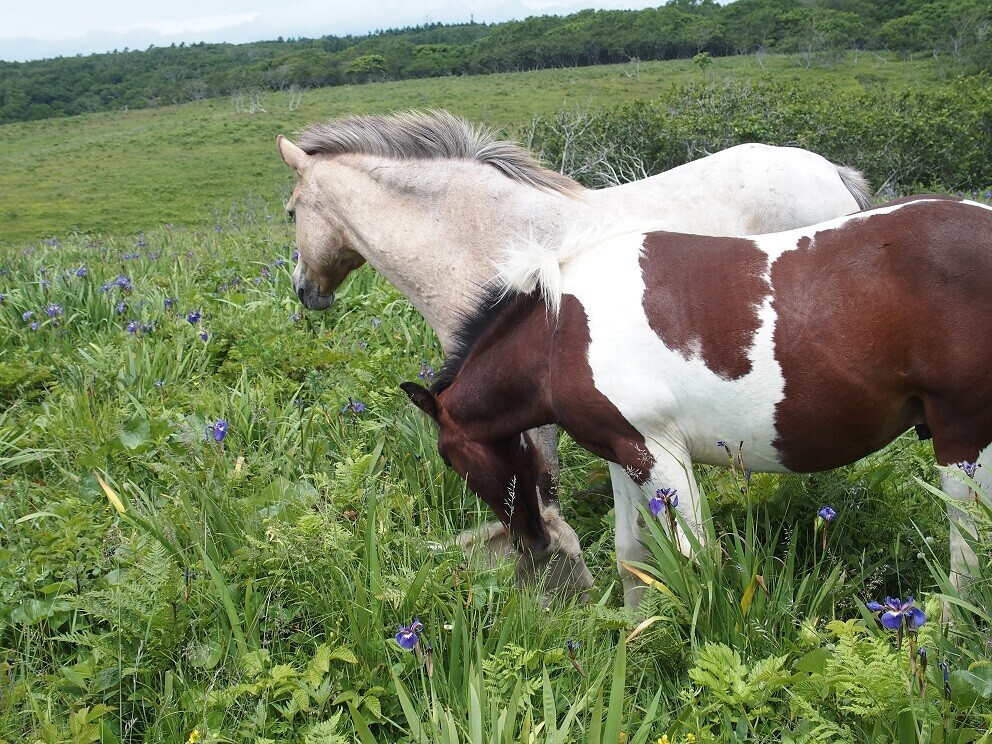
{"left": 164, "top": 297, "right": 177, "bottom": 310}
{"left": 126, "top": 320, "right": 139, "bottom": 334}
{"left": 866, "top": 596, "right": 926, "bottom": 630}
{"left": 187, "top": 310, "right": 202, "bottom": 325}
{"left": 955, "top": 461, "right": 979, "bottom": 479}
{"left": 45, "top": 304, "right": 63, "bottom": 317}
{"left": 199, "top": 329, "right": 209, "bottom": 342}
{"left": 22, "top": 310, "right": 34, "bottom": 322}
{"left": 207, "top": 420, "right": 228, "bottom": 442}
{"left": 649, "top": 487, "right": 678, "bottom": 517}
{"left": 395, "top": 618, "right": 423, "bottom": 651}
{"left": 342, "top": 399, "right": 367, "bottom": 415}
{"left": 818, "top": 506, "right": 837, "bottom": 523}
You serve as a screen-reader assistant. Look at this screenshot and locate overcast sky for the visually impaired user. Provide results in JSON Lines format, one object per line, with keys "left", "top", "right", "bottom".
{"left": 1, "top": 1, "right": 675, "bottom": 62}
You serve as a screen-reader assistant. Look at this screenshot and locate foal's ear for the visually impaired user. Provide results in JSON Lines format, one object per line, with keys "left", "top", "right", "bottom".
{"left": 277, "top": 134, "right": 311, "bottom": 173}
{"left": 400, "top": 382, "right": 440, "bottom": 420}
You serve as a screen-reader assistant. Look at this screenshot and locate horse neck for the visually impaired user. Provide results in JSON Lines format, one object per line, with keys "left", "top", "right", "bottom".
{"left": 325, "top": 155, "right": 591, "bottom": 354}
{"left": 444, "top": 292, "right": 556, "bottom": 437}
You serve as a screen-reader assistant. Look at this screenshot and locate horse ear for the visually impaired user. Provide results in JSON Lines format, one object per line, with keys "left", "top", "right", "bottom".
{"left": 400, "top": 382, "right": 440, "bottom": 420}
{"left": 277, "top": 134, "right": 311, "bottom": 173}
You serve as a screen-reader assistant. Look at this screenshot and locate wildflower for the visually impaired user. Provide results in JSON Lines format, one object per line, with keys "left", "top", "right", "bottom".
{"left": 187, "top": 310, "right": 202, "bottom": 325}
{"left": 154, "top": 380, "right": 165, "bottom": 388}
{"left": 649, "top": 487, "right": 678, "bottom": 517}
{"left": 395, "top": 618, "right": 423, "bottom": 651}
{"left": 955, "top": 461, "right": 979, "bottom": 479}
{"left": 371, "top": 317, "right": 380, "bottom": 329}
{"left": 866, "top": 596, "right": 926, "bottom": 630}
{"left": 274, "top": 258, "right": 287, "bottom": 268}
{"left": 188, "top": 729, "right": 201, "bottom": 744}
{"left": 418, "top": 361, "right": 435, "bottom": 382}
{"left": 45, "top": 303, "right": 63, "bottom": 317}
{"left": 22, "top": 310, "right": 33, "bottom": 322}
{"left": 126, "top": 320, "right": 139, "bottom": 334}
{"left": 342, "top": 399, "right": 367, "bottom": 415}
{"left": 207, "top": 420, "right": 228, "bottom": 442}
{"left": 29, "top": 321, "right": 39, "bottom": 331}
{"left": 292, "top": 249, "right": 300, "bottom": 261}
{"left": 164, "top": 297, "right": 177, "bottom": 309}
{"left": 817, "top": 506, "right": 836, "bottom": 523}
{"left": 73, "top": 265, "right": 87, "bottom": 277}
{"left": 0, "top": 293, "right": 5, "bottom": 303}
{"left": 290, "top": 312, "right": 301, "bottom": 323}
{"left": 134, "top": 235, "right": 146, "bottom": 248}
{"left": 199, "top": 329, "right": 209, "bottom": 342}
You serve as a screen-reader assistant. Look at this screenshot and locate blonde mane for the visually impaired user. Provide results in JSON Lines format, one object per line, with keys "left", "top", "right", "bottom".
{"left": 296, "top": 109, "right": 584, "bottom": 196}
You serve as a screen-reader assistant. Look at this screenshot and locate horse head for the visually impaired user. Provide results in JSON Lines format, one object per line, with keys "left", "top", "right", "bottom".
{"left": 400, "top": 381, "right": 594, "bottom": 601}
{"left": 277, "top": 135, "right": 367, "bottom": 311}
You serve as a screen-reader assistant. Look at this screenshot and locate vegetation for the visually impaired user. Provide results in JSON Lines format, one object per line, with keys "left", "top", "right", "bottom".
{"left": 1, "top": 204, "right": 991, "bottom": 742}
{"left": 2, "top": 51, "right": 989, "bottom": 246}
{"left": 2, "top": 31, "right": 992, "bottom": 742}
{"left": 1, "top": 0, "right": 990, "bottom": 125}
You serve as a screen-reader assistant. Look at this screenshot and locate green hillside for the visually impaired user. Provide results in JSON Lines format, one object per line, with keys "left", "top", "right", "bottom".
{"left": 0, "top": 53, "right": 948, "bottom": 245}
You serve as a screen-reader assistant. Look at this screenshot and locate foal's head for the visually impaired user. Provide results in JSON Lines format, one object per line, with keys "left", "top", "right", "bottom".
{"left": 400, "top": 381, "right": 552, "bottom": 546}
{"left": 401, "top": 380, "right": 594, "bottom": 600}
{"left": 278, "top": 135, "right": 366, "bottom": 311}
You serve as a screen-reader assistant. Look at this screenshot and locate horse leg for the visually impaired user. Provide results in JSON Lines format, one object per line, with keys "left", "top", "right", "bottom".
{"left": 613, "top": 442, "right": 703, "bottom": 610}
{"left": 941, "top": 441, "right": 992, "bottom": 591}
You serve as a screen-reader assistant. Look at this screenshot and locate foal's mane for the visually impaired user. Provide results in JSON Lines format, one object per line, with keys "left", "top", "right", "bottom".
{"left": 296, "top": 109, "right": 583, "bottom": 196}
{"left": 430, "top": 283, "right": 542, "bottom": 396}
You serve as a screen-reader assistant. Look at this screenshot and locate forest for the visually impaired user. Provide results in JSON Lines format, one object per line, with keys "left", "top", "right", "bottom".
{"left": 1, "top": 0, "right": 989, "bottom": 125}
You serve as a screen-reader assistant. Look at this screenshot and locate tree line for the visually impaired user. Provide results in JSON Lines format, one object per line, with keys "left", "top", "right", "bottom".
{"left": 1, "top": 0, "right": 989, "bottom": 125}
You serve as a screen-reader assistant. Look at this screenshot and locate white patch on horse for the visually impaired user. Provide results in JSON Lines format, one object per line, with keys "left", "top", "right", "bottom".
{"left": 561, "top": 231, "right": 793, "bottom": 472}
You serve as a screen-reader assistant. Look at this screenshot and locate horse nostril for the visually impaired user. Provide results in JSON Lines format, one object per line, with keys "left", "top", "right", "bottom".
{"left": 296, "top": 286, "right": 306, "bottom": 303}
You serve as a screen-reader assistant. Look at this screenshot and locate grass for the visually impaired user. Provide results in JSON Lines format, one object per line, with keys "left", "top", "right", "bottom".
{"left": 1, "top": 49, "right": 990, "bottom": 741}
{"left": 1, "top": 210, "right": 990, "bottom": 741}
{"left": 0, "top": 51, "right": 947, "bottom": 245}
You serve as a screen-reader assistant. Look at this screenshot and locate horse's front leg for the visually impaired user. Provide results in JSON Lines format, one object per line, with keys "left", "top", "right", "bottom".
{"left": 942, "top": 442, "right": 992, "bottom": 592}
{"left": 612, "top": 440, "right": 703, "bottom": 610}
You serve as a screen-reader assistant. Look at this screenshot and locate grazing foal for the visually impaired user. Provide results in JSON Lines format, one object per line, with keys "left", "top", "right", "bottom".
{"left": 404, "top": 197, "right": 992, "bottom": 607}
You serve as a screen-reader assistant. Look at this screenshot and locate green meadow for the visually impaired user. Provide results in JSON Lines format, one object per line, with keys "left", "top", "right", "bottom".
{"left": 0, "top": 52, "right": 947, "bottom": 245}
{"left": 1, "top": 52, "right": 991, "bottom": 742}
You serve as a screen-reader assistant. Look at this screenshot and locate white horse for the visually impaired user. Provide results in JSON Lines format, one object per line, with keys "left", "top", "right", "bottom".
{"left": 277, "top": 109, "right": 872, "bottom": 596}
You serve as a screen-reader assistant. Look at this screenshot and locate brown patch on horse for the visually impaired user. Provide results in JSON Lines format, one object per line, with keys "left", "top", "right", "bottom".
{"left": 549, "top": 295, "right": 655, "bottom": 481}
{"left": 771, "top": 200, "right": 992, "bottom": 471}
{"left": 639, "top": 232, "right": 770, "bottom": 380}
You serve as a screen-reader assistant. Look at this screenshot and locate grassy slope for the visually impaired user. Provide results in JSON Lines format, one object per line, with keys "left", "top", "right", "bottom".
{"left": 0, "top": 52, "right": 944, "bottom": 245}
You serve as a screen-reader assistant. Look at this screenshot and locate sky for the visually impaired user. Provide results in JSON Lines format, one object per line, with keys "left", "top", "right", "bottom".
{"left": 1, "top": 1, "right": 675, "bottom": 63}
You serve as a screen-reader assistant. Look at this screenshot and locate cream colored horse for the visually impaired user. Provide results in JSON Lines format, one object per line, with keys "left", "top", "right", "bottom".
{"left": 277, "top": 110, "right": 872, "bottom": 598}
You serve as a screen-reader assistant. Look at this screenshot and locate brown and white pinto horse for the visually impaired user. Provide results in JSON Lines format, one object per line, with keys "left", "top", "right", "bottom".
{"left": 403, "top": 196, "right": 992, "bottom": 607}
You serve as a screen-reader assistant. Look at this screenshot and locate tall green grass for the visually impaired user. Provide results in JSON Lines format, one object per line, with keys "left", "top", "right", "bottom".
{"left": 1, "top": 206, "right": 990, "bottom": 741}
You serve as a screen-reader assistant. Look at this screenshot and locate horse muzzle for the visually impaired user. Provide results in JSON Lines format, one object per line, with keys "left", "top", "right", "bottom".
{"left": 294, "top": 276, "right": 335, "bottom": 310}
